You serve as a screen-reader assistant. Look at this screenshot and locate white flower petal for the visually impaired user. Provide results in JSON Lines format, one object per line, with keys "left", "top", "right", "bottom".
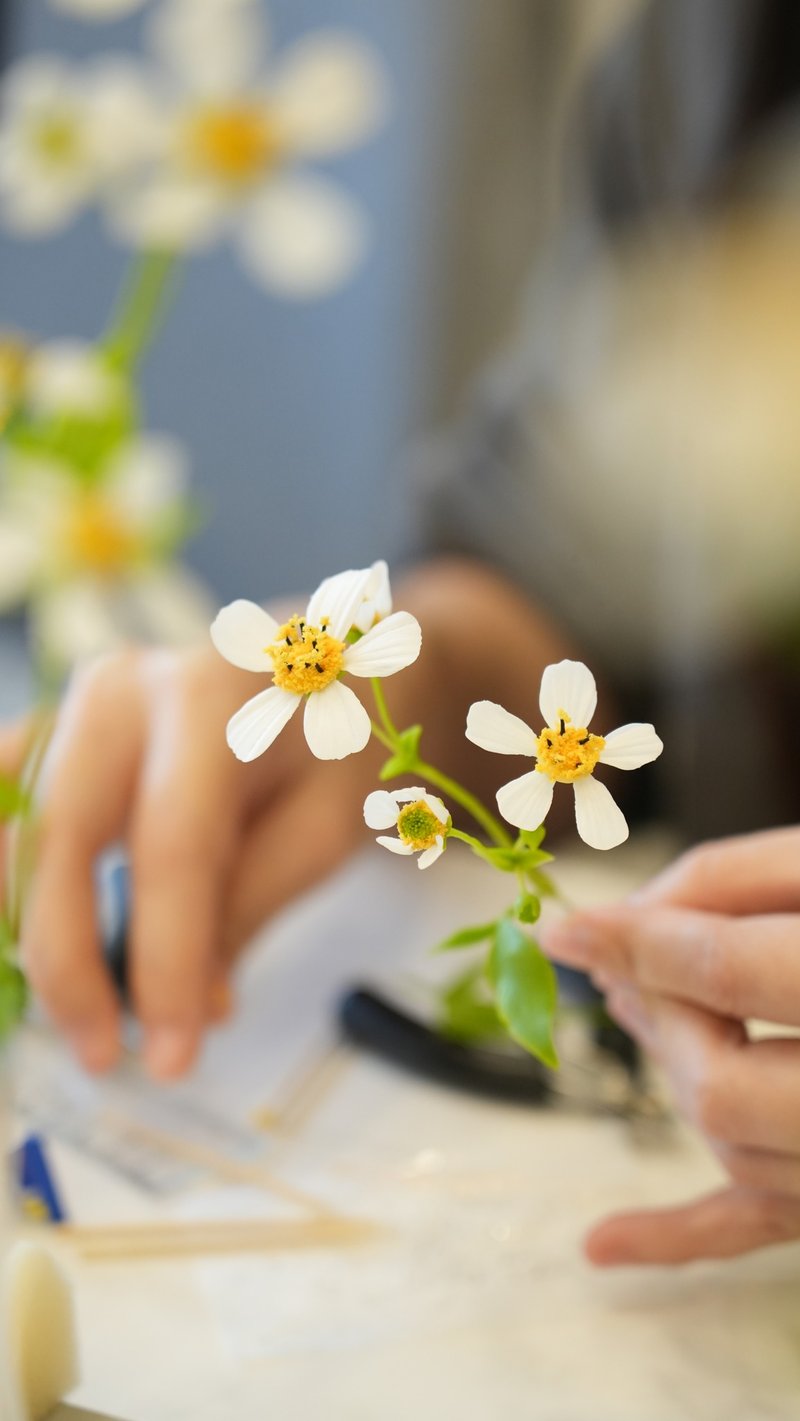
{"left": 363, "top": 789, "right": 400, "bottom": 831}
{"left": 539, "top": 660, "right": 597, "bottom": 730}
{"left": 271, "top": 34, "right": 388, "bottom": 156}
{"left": 0, "top": 520, "right": 41, "bottom": 607}
{"left": 106, "top": 172, "right": 230, "bottom": 251}
{"left": 148, "top": 0, "right": 267, "bottom": 97}
{"left": 465, "top": 700, "right": 537, "bottom": 757}
{"left": 343, "top": 610, "right": 421, "bottom": 678}
{"left": 238, "top": 173, "right": 368, "bottom": 297}
{"left": 105, "top": 435, "right": 188, "bottom": 523}
{"left": 305, "top": 564, "right": 374, "bottom": 641}
{"left": 599, "top": 723, "right": 664, "bottom": 771}
{"left": 25, "top": 341, "right": 123, "bottom": 419}
{"left": 33, "top": 578, "right": 123, "bottom": 669}
{"left": 392, "top": 786, "right": 428, "bottom": 804}
{"left": 422, "top": 793, "right": 448, "bottom": 822}
{"left": 226, "top": 685, "right": 298, "bottom": 762}
{"left": 303, "top": 679, "right": 371, "bottom": 760}
{"left": 211, "top": 599, "right": 280, "bottom": 672}
{"left": 376, "top": 836, "right": 414, "bottom": 856}
{"left": 496, "top": 769, "right": 554, "bottom": 831}
{"left": 123, "top": 564, "right": 214, "bottom": 647}
{"left": 351, "top": 558, "right": 391, "bottom": 632}
{"left": 573, "top": 775, "right": 629, "bottom": 851}
{"left": 417, "top": 838, "right": 444, "bottom": 870}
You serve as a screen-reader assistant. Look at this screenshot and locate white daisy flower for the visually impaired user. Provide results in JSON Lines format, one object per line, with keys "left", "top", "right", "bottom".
{"left": 211, "top": 564, "right": 422, "bottom": 762}
{"left": 107, "top": 0, "right": 388, "bottom": 295}
{"left": 0, "top": 56, "right": 161, "bottom": 236}
{"left": 313, "top": 557, "right": 391, "bottom": 635}
{"left": 364, "top": 786, "right": 449, "bottom": 870}
{"left": 466, "top": 659, "right": 663, "bottom": 851}
{"left": 0, "top": 435, "right": 211, "bottom": 666}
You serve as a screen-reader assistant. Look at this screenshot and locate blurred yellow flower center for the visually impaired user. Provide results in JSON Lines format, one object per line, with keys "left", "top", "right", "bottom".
{"left": 397, "top": 800, "right": 446, "bottom": 851}
{"left": 185, "top": 103, "right": 283, "bottom": 183}
{"left": 65, "top": 497, "right": 137, "bottom": 574}
{"left": 270, "top": 616, "right": 344, "bottom": 695}
{"left": 34, "top": 114, "right": 81, "bottom": 166}
{"left": 536, "top": 710, "right": 605, "bottom": 783}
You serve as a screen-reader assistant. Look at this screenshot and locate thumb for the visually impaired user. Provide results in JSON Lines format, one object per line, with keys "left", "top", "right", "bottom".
{"left": 585, "top": 1186, "right": 800, "bottom": 1267}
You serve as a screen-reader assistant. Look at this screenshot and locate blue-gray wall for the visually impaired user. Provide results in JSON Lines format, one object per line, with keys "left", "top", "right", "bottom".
{"left": 0, "top": 0, "right": 474, "bottom": 601}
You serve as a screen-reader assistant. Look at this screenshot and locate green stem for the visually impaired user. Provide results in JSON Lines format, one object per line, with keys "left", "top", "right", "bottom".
{"left": 103, "top": 250, "right": 180, "bottom": 372}
{"left": 411, "top": 757, "right": 511, "bottom": 846}
{"left": 369, "top": 678, "right": 511, "bottom": 847}
{"left": 370, "top": 676, "right": 400, "bottom": 741}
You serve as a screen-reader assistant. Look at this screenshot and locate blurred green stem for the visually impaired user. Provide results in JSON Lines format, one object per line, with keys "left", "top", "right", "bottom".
{"left": 103, "top": 250, "right": 179, "bottom": 372}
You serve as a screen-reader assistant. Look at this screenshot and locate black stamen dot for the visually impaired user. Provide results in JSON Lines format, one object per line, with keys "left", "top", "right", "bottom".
{"left": 287, "top": 663, "right": 293, "bottom": 672}
{"left": 285, "top": 636, "right": 292, "bottom": 646}
{"left": 315, "top": 663, "right": 323, "bottom": 673}
{"left": 578, "top": 734, "right": 590, "bottom": 745}
{"left": 312, "top": 639, "right": 318, "bottom": 650}
{"left": 559, "top": 719, "right": 566, "bottom": 735}
{"left": 546, "top": 738, "right": 553, "bottom": 748}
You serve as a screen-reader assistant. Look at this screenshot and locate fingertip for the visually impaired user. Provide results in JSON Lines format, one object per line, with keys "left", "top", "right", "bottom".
{"left": 71, "top": 1022, "right": 123, "bottom": 1076}
{"left": 144, "top": 1026, "right": 199, "bottom": 1082}
{"left": 583, "top": 1218, "right": 634, "bottom": 1268}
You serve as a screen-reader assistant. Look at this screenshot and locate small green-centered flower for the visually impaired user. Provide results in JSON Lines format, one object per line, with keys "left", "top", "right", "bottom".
{"left": 364, "top": 786, "right": 450, "bottom": 870}
{"left": 466, "top": 659, "right": 663, "bottom": 850}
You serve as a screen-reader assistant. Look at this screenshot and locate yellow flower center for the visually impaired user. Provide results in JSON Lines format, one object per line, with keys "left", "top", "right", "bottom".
{"left": 64, "top": 496, "right": 138, "bottom": 575}
{"left": 535, "top": 709, "right": 605, "bottom": 784}
{"left": 397, "top": 800, "right": 447, "bottom": 852}
{"left": 184, "top": 103, "right": 283, "bottom": 184}
{"left": 270, "top": 616, "right": 345, "bottom": 696}
{"left": 34, "top": 113, "right": 81, "bottom": 167}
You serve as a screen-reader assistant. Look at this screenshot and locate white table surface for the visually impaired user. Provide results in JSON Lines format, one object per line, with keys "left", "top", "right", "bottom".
{"left": 18, "top": 836, "right": 800, "bottom": 1421}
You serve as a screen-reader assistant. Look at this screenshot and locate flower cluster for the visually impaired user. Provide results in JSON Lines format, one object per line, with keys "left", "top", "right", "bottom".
{"left": 213, "top": 560, "right": 664, "bottom": 1066}
{"left": 0, "top": 0, "right": 388, "bottom": 296}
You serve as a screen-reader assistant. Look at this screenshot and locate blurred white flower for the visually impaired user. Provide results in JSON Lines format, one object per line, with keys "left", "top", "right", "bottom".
{"left": 211, "top": 564, "right": 421, "bottom": 762}
{"left": 0, "top": 56, "right": 162, "bottom": 236}
{"left": 0, "top": 435, "right": 211, "bottom": 666}
{"left": 466, "top": 660, "right": 662, "bottom": 851}
{"left": 364, "top": 786, "right": 449, "bottom": 869}
{"left": 109, "top": 0, "right": 388, "bottom": 294}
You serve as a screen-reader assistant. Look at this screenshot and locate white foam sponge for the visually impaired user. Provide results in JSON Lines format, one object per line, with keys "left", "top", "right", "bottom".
{"left": 3, "top": 1242, "right": 80, "bottom": 1420}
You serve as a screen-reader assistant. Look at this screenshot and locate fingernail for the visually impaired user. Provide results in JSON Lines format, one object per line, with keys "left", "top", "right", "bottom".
{"left": 145, "top": 1026, "right": 194, "bottom": 1081}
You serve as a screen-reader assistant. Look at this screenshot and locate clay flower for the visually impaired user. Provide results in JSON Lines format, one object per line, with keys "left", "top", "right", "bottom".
{"left": 364, "top": 787, "right": 450, "bottom": 869}
{"left": 109, "top": 0, "right": 388, "bottom": 295}
{"left": 466, "top": 659, "right": 663, "bottom": 850}
{"left": 211, "top": 564, "right": 422, "bottom": 762}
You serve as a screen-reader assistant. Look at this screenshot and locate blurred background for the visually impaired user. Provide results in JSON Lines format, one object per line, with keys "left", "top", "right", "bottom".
{"left": 2, "top": 0, "right": 800, "bottom": 840}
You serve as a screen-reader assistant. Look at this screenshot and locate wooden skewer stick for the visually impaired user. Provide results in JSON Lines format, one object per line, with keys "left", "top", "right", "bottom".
{"left": 113, "top": 1117, "right": 327, "bottom": 1214}
{"left": 58, "top": 1213, "right": 381, "bottom": 1261}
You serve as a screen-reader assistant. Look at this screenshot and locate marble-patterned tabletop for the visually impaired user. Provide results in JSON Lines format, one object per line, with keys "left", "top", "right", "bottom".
{"left": 23, "top": 835, "right": 800, "bottom": 1421}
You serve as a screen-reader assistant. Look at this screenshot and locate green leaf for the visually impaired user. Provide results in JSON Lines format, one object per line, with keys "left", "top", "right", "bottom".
{"left": 513, "top": 891, "right": 541, "bottom": 925}
{"left": 435, "top": 920, "right": 498, "bottom": 952}
{"left": 378, "top": 723, "right": 423, "bottom": 781}
{"left": 519, "top": 827, "right": 546, "bottom": 851}
{"left": 489, "top": 918, "right": 559, "bottom": 1069}
{"left": 0, "top": 958, "right": 27, "bottom": 1038}
{"left": 0, "top": 774, "right": 31, "bottom": 822}
{"left": 439, "top": 964, "right": 503, "bottom": 1042}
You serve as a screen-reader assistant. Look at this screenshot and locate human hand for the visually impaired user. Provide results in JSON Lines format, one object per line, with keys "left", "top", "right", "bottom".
{"left": 542, "top": 827, "right": 800, "bottom": 1265}
{"left": 17, "top": 641, "right": 384, "bottom": 1081}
